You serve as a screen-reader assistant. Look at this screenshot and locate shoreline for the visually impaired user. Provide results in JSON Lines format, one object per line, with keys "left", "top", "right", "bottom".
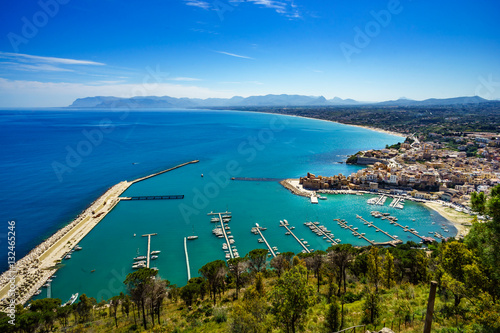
{"left": 423, "top": 201, "right": 473, "bottom": 238}
{"left": 0, "top": 160, "right": 199, "bottom": 310}
{"left": 280, "top": 179, "right": 473, "bottom": 240}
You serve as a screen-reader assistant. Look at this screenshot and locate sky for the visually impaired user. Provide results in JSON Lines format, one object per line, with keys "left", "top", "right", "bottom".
{"left": 0, "top": 0, "right": 499, "bottom": 107}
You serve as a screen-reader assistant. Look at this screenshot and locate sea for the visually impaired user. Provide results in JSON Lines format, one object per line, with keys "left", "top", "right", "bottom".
{"left": 0, "top": 108, "right": 454, "bottom": 303}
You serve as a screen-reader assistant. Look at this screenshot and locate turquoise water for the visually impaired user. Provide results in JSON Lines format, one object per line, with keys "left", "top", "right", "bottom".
{"left": 0, "top": 109, "right": 455, "bottom": 303}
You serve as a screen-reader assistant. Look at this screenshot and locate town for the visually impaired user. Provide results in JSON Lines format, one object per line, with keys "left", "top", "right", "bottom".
{"left": 299, "top": 132, "right": 500, "bottom": 210}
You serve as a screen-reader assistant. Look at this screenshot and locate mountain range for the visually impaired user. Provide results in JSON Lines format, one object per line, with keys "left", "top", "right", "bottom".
{"left": 69, "top": 94, "right": 491, "bottom": 108}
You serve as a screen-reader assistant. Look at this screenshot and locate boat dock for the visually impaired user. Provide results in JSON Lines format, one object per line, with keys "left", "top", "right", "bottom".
{"left": 310, "top": 195, "right": 318, "bottom": 204}
{"left": 253, "top": 223, "right": 276, "bottom": 257}
{"left": 142, "top": 233, "right": 157, "bottom": 268}
{"left": 280, "top": 220, "right": 311, "bottom": 253}
{"left": 208, "top": 211, "right": 235, "bottom": 260}
{"left": 356, "top": 215, "right": 402, "bottom": 246}
{"left": 304, "top": 222, "right": 339, "bottom": 245}
{"left": 120, "top": 195, "right": 184, "bottom": 201}
{"left": 184, "top": 237, "right": 191, "bottom": 281}
{"left": 335, "top": 219, "right": 374, "bottom": 245}
{"left": 389, "top": 196, "right": 404, "bottom": 209}
{"left": 385, "top": 219, "right": 425, "bottom": 240}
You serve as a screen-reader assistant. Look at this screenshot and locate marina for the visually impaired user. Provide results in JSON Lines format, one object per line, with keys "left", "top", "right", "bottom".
{"left": 252, "top": 223, "right": 277, "bottom": 257}
{"left": 142, "top": 233, "right": 157, "bottom": 268}
{"left": 355, "top": 215, "right": 403, "bottom": 246}
{"left": 208, "top": 211, "right": 237, "bottom": 260}
{"left": 335, "top": 219, "right": 375, "bottom": 245}
{"left": 280, "top": 220, "right": 311, "bottom": 253}
{"left": 304, "top": 221, "right": 339, "bottom": 245}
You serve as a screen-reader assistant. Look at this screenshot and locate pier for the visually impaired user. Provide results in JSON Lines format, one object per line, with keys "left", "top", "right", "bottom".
{"left": 184, "top": 237, "right": 191, "bottom": 281}
{"left": 120, "top": 195, "right": 184, "bottom": 201}
{"left": 254, "top": 224, "right": 276, "bottom": 257}
{"left": 389, "top": 196, "right": 404, "bottom": 209}
{"left": 389, "top": 220, "right": 425, "bottom": 240}
{"left": 280, "top": 220, "right": 311, "bottom": 253}
{"left": 0, "top": 160, "right": 199, "bottom": 309}
{"left": 131, "top": 160, "right": 199, "bottom": 184}
{"left": 356, "top": 215, "right": 403, "bottom": 246}
{"left": 208, "top": 212, "right": 234, "bottom": 260}
{"left": 142, "top": 233, "right": 157, "bottom": 268}
{"left": 304, "top": 222, "right": 338, "bottom": 245}
{"left": 335, "top": 219, "right": 374, "bottom": 245}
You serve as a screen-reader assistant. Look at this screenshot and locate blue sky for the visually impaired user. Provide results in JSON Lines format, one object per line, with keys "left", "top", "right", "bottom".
{"left": 0, "top": 0, "right": 499, "bottom": 107}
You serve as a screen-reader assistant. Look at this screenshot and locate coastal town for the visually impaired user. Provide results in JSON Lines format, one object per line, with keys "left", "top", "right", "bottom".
{"left": 297, "top": 132, "right": 500, "bottom": 211}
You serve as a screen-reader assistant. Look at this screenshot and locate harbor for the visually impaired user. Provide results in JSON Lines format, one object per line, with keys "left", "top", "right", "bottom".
{"left": 0, "top": 160, "right": 199, "bottom": 310}
{"left": 209, "top": 211, "right": 239, "bottom": 260}
{"left": 304, "top": 221, "right": 339, "bottom": 245}
{"left": 280, "top": 220, "right": 311, "bottom": 253}
{"left": 252, "top": 223, "right": 277, "bottom": 257}
{"left": 335, "top": 218, "right": 375, "bottom": 245}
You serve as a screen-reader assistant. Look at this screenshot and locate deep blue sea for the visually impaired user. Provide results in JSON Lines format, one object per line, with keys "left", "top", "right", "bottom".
{"left": 0, "top": 109, "right": 454, "bottom": 303}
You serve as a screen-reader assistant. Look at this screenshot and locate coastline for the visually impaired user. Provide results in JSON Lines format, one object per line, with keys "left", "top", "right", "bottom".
{"left": 280, "top": 179, "right": 473, "bottom": 240}
{"left": 423, "top": 201, "right": 473, "bottom": 238}
{"left": 226, "top": 109, "right": 407, "bottom": 139}
{"left": 0, "top": 160, "right": 199, "bottom": 310}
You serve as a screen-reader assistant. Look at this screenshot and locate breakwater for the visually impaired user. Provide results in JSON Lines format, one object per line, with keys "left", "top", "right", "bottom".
{"left": 0, "top": 160, "right": 198, "bottom": 310}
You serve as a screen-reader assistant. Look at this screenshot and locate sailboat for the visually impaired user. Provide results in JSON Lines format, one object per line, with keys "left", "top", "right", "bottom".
{"left": 187, "top": 225, "right": 198, "bottom": 240}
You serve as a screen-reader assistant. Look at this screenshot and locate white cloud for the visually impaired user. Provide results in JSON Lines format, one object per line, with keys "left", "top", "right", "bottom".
{"left": 184, "top": 0, "right": 211, "bottom": 10}
{"left": 0, "top": 61, "right": 74, "bottom": 72}
{"left": 229, "top": 0, "right": 301, "bottom": 18}
{"left": 0, "top": 52, "right": 105, "bottom": 66}
{"left": 215, "top": 51, "right": 254, "bottom": 59}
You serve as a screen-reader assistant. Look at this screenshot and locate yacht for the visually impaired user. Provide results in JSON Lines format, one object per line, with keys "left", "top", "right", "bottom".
{"left": 151, "top": 255, "right": 158, "bottom": 260}
{"left": 63, "top": 293, "right": 79, "bottom": 307}
{"left": 151, "top": 251, "right": 161, "bottom": 255}
{"left": 134, "top": 256, "right": 147, "bottom": 261}
{"left": 74, "top": 245, "right": 82, "bottom": 251}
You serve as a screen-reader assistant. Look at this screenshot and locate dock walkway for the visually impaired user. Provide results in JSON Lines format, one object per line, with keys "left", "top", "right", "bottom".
{"left": 305, "top": 222, "right": 338, "bottom": 245}
{"left": 208, "top": 211, "right": 234, "bottom": 259}
{"left": 280, "top": 220, "right": 311, "bottom": 253}
{"left": 184, "top": 237, "right": 191, "bottom": 281}
{"left": 254, "top": 224, "right": 276, "bottom": 257}
{"left": 335, "top": 219, "right": 374, "bottom": 245}
{"left": 356, "top": 216, "right": 402, "bottom": 247}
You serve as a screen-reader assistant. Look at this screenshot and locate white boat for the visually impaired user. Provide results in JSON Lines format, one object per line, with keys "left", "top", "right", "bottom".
{"left": 225, "top": 253, "right": 231, "bottom": 259}
{"left": 134, "top": 256, "right": 147, "bottom": 261}
{"left": 34, "top": 290, "right": 42, "bottom": 296}
{"left": 151, "top": 255, "right": 158, "bottom": 260}
{"left": 65, "top": 254, "right": 71, "bottom": 260}
{"left": 151, "top": 251, "right": 161, "bottom": 255}
{"left": 258, "top": 239, "right": 264, "bottom": 243}
{"left": 132, "top": 263, "right": 146, "bottom": 269}
{"left": 63, "top": 293, "right": 79, "bottom": 307}
{"left": 318, "top": 196, "right": 327, "bottom": 200}
{"left": 187, "top": 235, "right": 198, "bottom": 240}
{"left": 74, "top": 245, "right": 82, "bottom": 251}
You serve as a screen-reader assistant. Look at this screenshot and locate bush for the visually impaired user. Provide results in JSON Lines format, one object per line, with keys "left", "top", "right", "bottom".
{"left": 343, "top": 291, "right": 363, "bottom": 304}
{"left": 213, "top": 306, "right": 228, "bottom": 323}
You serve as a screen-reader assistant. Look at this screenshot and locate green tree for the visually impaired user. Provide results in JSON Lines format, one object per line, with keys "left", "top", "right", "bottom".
{"left": 123, "top": 267, "right": 158, "bottom": 330}
{"left": 470, "top": 191, "right": 486, "bottom": 214}
{"left": 269, "top": 265, "right": 315, "bottom": 333}
{"left": 384, "top": 250, "right": 396, "bottom": 289}
{"left": 247, "top": 249, "right": 269, "bottom": 273}
{"left": 75, "top": 294, "right": 95, "bottom": 323}
{"left": 228, "top": 257, "right": 248, "bottom": 299}
{"left": 367, "top": 247, "right": 383, "bottom": 292}
{"left": 199, "top": 259, "right": 227, "bottom": 305}
{"left": 30, "top": 298, "right": 61, "bottom": 332}
{"left": 324, "top": 299, "right": 340, "bottom": 332}
{"left": 362, "top": 289, "right": 381, "bottom": 325}
{"left": 109, "top": 296, "right": 120, "bottom": 328}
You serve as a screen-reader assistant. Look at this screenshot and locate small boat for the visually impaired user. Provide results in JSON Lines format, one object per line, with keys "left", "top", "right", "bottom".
{"left": 132, "top": 263, "right": 146, "bottom": 269}
{"left": 91, "top": 270, "right": 95, "bottom": 273}
{"left": 134, "top": 256, "right": 147, "bottom": 261}
{"left": 258, "top": 239, "right": 264, "bottom": 243}
{"left": 285, "top": 232, "right": 291, "bottom": 235}
{"left": 319, "top": 196, "right": 327, "bottom": 200}
{"left": 151, "top": 255, "right": 158, "bottom": 260}
{"left": 63, "top": 293, "right": 79, "bottom": 307}
{"left": 187, "top": 235, "right": 198, "bottom": 240}
{"left": 151, "top": 251, "right": 161, "bottom": 255}
{"left": 201, "top": 174, "right": 204, "bottom": 177}
{"left": 133, "top": 234, "right": 136, "bottom": 237}
{"left": 225, "top": 253, "right": 231, "bottom": 259}
{"left": 34, "top": 290, "right": 42, "bottom": 296}
{"left": 65, "top": 255, "right": 71, "bottom": 260}
{"left": 74, "top": 245, "right": 82, "bottom": 251}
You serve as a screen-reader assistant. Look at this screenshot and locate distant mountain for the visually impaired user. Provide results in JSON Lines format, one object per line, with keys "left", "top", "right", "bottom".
{"left": 69, "top": 94, "right": 491, "bottom": 108}
{"left": 376, "top": 96, "right": 489, "bottom": 106}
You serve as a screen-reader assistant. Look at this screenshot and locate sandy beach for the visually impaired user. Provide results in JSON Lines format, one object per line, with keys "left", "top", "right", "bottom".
{"left": 424, "top": 201, "right": 473, "bottom": 238}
